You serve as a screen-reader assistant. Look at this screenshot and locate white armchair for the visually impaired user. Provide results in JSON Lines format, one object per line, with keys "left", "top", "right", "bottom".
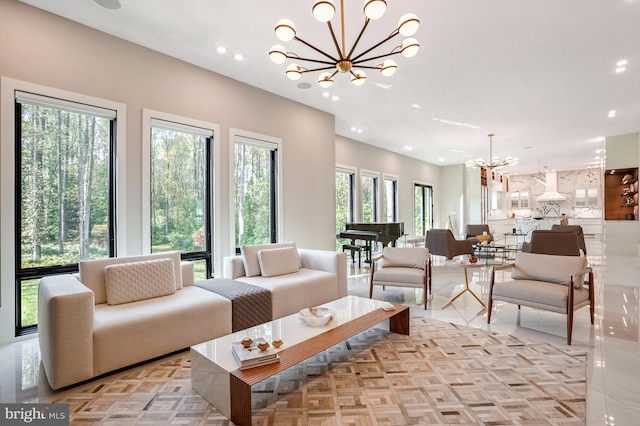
{"left": 369, "top": 247, "right": 431, "bottom": 309}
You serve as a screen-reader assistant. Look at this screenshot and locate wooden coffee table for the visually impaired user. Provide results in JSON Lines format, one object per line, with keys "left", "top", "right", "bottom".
{"left": 191, "top": 295, "right": 409, "bottom": 426}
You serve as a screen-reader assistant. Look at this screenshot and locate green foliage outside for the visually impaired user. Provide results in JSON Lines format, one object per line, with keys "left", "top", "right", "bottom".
{"left": 361, "top": 175, "right": 375, "bottom": 222}
{"left": 150, "top": 128, "right": 206, "bottom": 254}
{"left": 234, "top": 143, "right": 273, "bottom": 247}
{"left": 19, "top": 103, "right": 112, "bottom": 327}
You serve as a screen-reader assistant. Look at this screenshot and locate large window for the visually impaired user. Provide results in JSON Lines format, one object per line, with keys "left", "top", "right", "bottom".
{"left": 149, "top": 119, "right": 213, "bottom": 280}
{"left": 361, "top": 171, "right": 379, "bottom": 222}
{"left": 414, "top": 183, "right": 433, "bottom": 237}
{"left": 15, "top": 92, "right": 116, "bottom": 334}
{"left": 383, "top": 176, "right": 398, "bottom": 222}
{"left": 234, "top": 135, "right": 279, "bottom": 251}
{"left": 336, "top": 168, "right": 356, "bottom": 250}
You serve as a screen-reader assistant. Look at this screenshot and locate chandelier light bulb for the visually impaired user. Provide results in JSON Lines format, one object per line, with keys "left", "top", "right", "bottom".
{"left": 363, "top": 0, "right": 387, "bottom": 20}
{"left": 268, "top": 45, "right": 287, "bottom": 64}
{"left": 312, "top": 0, "right": 335, "bottom": 22}
{"left": 286, "top": 63, "right": 302, "bottom": 80}
{"left": 398, "top": 13, "right": 420, "bottom": 37}
{"left": 380, "top": 59, "right": 397, "bottom": 76}
{"left": 351, "top": 70, "right": 367, "bottom": 86}
{"left": 401, "top": 37, "right": 420, "bottom": 57}
{"left": 318, "top": 72, "right": 334, "bottom": 88}
{"left": 275, "top": 19, "right": 296, "bottom": 42}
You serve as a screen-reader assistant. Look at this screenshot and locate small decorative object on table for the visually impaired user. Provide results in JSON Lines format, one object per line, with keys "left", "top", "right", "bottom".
{"left": 298, "top": 306, "right": 335, "bottom": 327}
{"left": 469, "top": 255, "right": 478, "bottom": 263}
{"left": 476, "top": 234, "right": 490, "bottom": 245}
{"left": 232, "top": 337, "right": 280, "bottom": 370}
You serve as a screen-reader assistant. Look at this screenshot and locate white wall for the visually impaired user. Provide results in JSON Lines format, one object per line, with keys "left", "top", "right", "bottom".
{"left": 335, "top": 136, "right": 441, "bottom": 237}
{"left": 0, "top": 1, "right": 335, "bottom": 342}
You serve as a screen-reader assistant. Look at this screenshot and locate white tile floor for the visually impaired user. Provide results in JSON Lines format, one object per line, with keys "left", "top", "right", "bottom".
{"left": 0, "top": 237, "right": 638, "bottom": 425}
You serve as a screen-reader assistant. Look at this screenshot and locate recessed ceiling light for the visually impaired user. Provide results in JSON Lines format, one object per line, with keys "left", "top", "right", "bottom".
{"left": 322, "top": 91, "right": 330, "bottom": 98}
{"left": 616, "top": 59, "right": 628, "bottom": 66}
{"left": 411, "top": 103, "right": 423, "bottom": 109}
{"left": 233, "top": 54, "right": 244, "bottom": 61}
{"left": 94, "top": 0, "right": 121, "bottom": 9}
{"left": 608, "top": 110, "right": 616, "bottom": 117}
{"left": 595, "top": 136, "right": 605, "bottom": 142}
{"left": 438, "top": 158, "right": 445, "bottom": 162}
{"left": 404, "top": 146, "right": 413, "bottom": 151}
{"left": 216, "top": 46, "right": 227, "bottom": 55}
{"left": 331, "top": 95, "right": 339, "bottom": 101}
{"left": 616, "top": 66, "right": 626, "bottom": 73}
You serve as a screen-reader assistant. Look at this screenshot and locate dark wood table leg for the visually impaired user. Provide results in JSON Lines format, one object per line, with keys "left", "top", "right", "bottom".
{"left": 389, "top": 307, "right": 410, "bottom": 335}
{"left": 230, "top": 374, "right": 252, "bottom": 426}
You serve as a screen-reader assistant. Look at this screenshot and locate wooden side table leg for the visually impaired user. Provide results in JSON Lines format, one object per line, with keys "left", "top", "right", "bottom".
{"left": 230, "top": 375, "right": 252, "bottom": 426}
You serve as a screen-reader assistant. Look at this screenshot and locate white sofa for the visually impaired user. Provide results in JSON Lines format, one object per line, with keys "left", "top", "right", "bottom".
{"left": 38, "top": 252, "right": 232, "bottom": 390}
{"left": 223, "top": 243, "right": 348, "bottom": 319}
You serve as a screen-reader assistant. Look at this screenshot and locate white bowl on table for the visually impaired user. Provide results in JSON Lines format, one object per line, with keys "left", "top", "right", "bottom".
{"left": 298, "top": 307, "right": 335, "bottom": 327}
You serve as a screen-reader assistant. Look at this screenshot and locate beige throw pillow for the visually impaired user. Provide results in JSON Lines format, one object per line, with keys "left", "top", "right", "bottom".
{"left": 104, "top": 258, "right": 176, "bottom": 305}
{"left": 241, "top": 242, "right": 299, "bottom": 277}
{"left": 257, "top": 247, "right": 300, "bottom": 278}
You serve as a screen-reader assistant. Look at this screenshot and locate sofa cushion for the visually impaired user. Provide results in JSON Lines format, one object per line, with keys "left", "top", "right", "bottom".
{"left": 511, "top": 252, "right": 587, "bottom": 288}
{"left": 258, "top": 247, "right": 300, "bottom": 277}
{"left": 80, "top": 252, "right": 183, "bottom": 304}
{"left": 236, "top": 268, "right": 339, "bottom": 319}
{"left": 380, "top": 247, "right": 428, "bottom": 269}
{"left": 241, "top": 242, "right": 299, "bottom": 277}
{"left": 105, "top": 258, "right": 176, "bottom": 305}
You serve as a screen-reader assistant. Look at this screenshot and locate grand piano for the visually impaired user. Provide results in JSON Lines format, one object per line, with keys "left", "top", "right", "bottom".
{"left": 339, "top": 222, "right": 405, "bottom": 264}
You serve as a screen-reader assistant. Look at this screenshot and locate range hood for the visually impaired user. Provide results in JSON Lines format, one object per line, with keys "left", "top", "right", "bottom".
{"left": 536, "top": 171, "right": 566, "bottom": 202}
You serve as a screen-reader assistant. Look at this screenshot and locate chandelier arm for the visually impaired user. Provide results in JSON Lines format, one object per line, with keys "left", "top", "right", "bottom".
{"left": 352, "top": 50, "right": 401, "bottom": 66}
{"left": 352, "top": 64, "right": 385, "bottom": 70}
{"left": 288, "top": 56, "right": 336, "bottom": 66}
{"left": 345, "top": 19, "right": 371, "bottom": 61}
{"left": 293, "top": 36, "right": 339, "bottom": 63}
{"left": 339, "top": 0, "right": 346, "bottom": 54}
{"left": 326, "top": 21, "right": 344, "bottom": 59}
{"left": 300, "top": 65, "right": 339, "bottom": 73}
{"left": 351, "top": 29, "right": 400, "bottom": 62}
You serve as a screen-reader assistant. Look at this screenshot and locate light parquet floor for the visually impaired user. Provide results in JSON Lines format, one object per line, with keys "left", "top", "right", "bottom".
{"left": 54, "top": 318, "right": 586, "bottom": 425}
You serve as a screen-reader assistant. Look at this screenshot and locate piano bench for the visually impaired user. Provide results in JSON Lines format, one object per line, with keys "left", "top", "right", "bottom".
{"left": 342, "top": 244, "right": 370, "bottom": 268}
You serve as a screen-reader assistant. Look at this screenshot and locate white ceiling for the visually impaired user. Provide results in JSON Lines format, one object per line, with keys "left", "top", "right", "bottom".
{"left": 20, "top": 0, "right": 640, "bottom": 174}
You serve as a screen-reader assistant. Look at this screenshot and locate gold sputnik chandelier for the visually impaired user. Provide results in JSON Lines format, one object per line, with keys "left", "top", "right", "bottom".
{"left": 466, "top": 134, "right": 519, "bottom": 170}
{"left": 269, "top": 0, "right": 420, "bottom": 87}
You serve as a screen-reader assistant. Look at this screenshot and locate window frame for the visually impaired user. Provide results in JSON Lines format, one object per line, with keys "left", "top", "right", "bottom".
{"left": 142, "top": 109, "right": 220, "bottom": 276}
{"left": 413, "top": 182, "right": 434, "bottom": 237}
{"left": 335, "top": 166, "right": 357, "bottom": 249}
{"left": 229, "top": 129, "right": 282, "bottom": 255}
{"left": 0, "top": 77, "right": 127, "bottom": 340}
{"left": 383, "top": 174, "right": 399, "bottom": 222}
{"left": 360, "top": 169, "right": 380, "bottom": 222}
